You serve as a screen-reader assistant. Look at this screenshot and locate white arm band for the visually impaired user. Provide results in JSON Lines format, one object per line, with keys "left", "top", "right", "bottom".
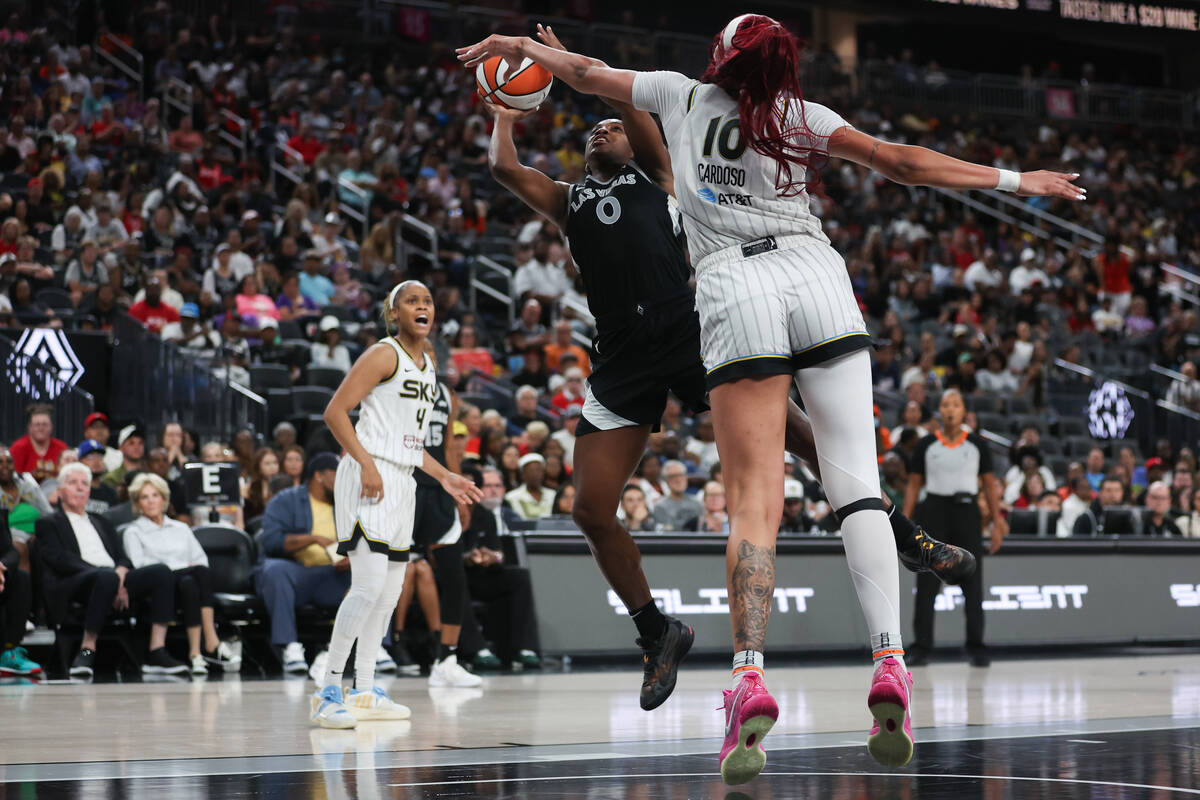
{"left": 995, "top": 168, "right": 1021, "bottom": 192}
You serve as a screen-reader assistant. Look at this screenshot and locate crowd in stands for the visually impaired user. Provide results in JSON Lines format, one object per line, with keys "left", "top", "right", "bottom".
{"left": 3, "top": 7, "right": 1200, "bottom": 677}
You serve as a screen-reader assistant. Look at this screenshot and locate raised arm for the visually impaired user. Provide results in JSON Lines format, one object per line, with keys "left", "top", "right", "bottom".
{"left": 533, "top": 24, "right": 672, "bottom": 191}
{"left": 486, "top": 100, "right": 570, "bottom": 227}
{"left": 828, "top": 127, "right": 1085, "bottom": 201}
{"left": 458, "top": 34, "right": 636, "bottom": 105}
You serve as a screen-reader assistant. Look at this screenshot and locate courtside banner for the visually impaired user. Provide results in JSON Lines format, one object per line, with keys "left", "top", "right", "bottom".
{"left": 524, "top": 534, "right": 1200, "bottom": 655}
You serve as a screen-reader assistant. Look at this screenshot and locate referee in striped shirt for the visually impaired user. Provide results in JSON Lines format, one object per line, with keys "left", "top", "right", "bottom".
{"left": 903, "top": 389, "right": 1007, "bottom": 667}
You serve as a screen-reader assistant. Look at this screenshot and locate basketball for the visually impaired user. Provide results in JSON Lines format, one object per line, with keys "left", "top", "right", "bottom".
{"left": 475, "top": 56, "right": 553, "bottom": 110}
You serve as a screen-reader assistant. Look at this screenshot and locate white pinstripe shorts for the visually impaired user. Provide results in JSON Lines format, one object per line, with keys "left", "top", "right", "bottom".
{"left": 694, "top": 234, "right": 870, "bottom": 388}
{"left": 334, "top": 455, "right": 416, "bottom": 562}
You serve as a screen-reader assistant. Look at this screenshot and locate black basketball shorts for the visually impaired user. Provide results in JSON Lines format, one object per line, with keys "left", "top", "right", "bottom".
{"left": 578, "top": 299, "right": 710, "bottom": 437}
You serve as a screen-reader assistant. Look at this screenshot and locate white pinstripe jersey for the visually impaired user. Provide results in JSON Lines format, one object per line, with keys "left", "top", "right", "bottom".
{"left": 355, "top": 337, "right": 437, "bottom": 468}
{"left": 631, "top": 71, "right": 852, "bottom": 266}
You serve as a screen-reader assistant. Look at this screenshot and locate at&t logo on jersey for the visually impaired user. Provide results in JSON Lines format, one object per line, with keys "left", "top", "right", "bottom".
{"left": 608, "top": 587, "right": 814, "bottom": 616}
{"left": 934, "top": 584, "right": 1089, "bottom": 611}
{"left": 696, "top": 185, "right": 754, "bottom": 206}
{"left": 1170, "top": 583, "right": 1200, "bottom": 607}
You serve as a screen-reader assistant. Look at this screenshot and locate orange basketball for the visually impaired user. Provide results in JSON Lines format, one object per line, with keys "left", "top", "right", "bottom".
{"left": 475, "top": 56, "right": 553, "bottom": 110}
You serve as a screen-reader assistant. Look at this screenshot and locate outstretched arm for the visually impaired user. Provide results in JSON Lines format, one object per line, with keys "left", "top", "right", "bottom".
{"left": 458, "top": 34, "right": 636, "bottom": 105}
{"left": 486, "top": 100, "right": 570, "bottom": 226}
{"left": 828, "top": 127, "right": 1085, "bottom": 201}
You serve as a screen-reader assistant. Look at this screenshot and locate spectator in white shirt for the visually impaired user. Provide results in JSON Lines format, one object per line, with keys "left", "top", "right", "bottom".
{"left": 1057, "top": 476, "right": 1094, "bottom": 537}
{"left": 685, "top": 413, "right": 720, "bottom": 474}
{"left": 976, "top": 350, "right": 1020, "bottom": 394}
{"left": 963, "top": 249, "right": 1004, "bottom": 291}
{"left": 550, "top": 406, "right": 580, "bottom": 469}
{"left": 161, "top": 302, "right": 221, "bottom": 352}
{"left": 1091, "top": 296, "right": 1124, "bottom": 333}
{"left": 1008, "top": 248, "right": 1049, "bottom": 295}
{"left": 505, "top": 454, "right": 556, "bottom": 520}
{"left": 1007, "top": 321, "right": 1036, "bottom": 375}
{"left": 1166, "top": 361, "right": 1200, "bottom": 411}
{"left": 124, "top": 472, "right": 239, "bottom": 674}
{"left": 512, "top": 235, "right": 570, "bottom": 306}
{"left": 310, "top": 315, "right": 352, "bottom": 372}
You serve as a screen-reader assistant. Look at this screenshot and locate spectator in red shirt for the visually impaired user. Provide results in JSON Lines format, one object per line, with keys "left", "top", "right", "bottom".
{"left": 287, "top": 122, "right": 325, "bottom": 166}
{"left": 128, "top": 275, "right": 180, "bottom": 334}
{"left": 551, "top": 367, "right": 586, "bottom": 415}
{"left": 9, "top": 403, "right": 69, "bottom": 482}
{"left": 1094, "top": 232, "right": 1132, "bottom": 317}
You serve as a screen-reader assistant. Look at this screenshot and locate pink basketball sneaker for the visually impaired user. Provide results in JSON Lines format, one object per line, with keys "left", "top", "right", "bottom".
{"left": 866, "top": 656, "right": 914, "bottom": 767}
{"left": 719, "top": 671, "right": 779, "bottom": 785}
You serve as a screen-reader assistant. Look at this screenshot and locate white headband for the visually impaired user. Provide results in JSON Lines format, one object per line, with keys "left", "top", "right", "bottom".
{"left": 387, "top": 283, "right": 403, "bottom": 309}
{"left": 721, "top": 14, "right": 753, "bottom": 51}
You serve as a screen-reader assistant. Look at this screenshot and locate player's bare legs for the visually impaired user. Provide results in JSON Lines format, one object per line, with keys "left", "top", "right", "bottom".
{"left": 708, "top": 373, "right": 789, "bottom": 784}
{"left": 572, "top": 424, "right": 694, "bottom": 710}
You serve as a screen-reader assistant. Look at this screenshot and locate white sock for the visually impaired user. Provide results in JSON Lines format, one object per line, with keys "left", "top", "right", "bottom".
{"left": 841, "top": 509, "right": 906, "bottom": 672}
{"left": 353, "top": 561, "right": 407, "bottom": 692}
{"left": 322, "top": 544, "right": 388, "bottom": 687}
{"left": 731, "top": 649, "right": 764, "bottom": 688}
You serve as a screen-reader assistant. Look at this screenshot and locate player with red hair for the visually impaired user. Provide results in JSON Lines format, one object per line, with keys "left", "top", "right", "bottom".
{"left": 460, "top": 14, "right": 1083, "bottom": 784}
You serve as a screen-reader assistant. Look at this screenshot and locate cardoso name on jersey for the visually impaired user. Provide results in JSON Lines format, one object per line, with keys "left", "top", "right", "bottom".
{"left": 696, "top": 163, "right": 747, "bottom": 187}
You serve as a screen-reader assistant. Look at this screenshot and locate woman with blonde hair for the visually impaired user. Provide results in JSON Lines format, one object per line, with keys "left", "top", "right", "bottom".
{"left": 359, "top": 220, "right": 395, "bottom": 279}
{"left": 123, "top": 472, "right": 241, "bottom": 674}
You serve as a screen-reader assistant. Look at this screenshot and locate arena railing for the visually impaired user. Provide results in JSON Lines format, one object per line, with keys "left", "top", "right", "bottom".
{"left": 111, "top": 314, "right": 268, "bottom": 443}
{"left": 469, "top": 256, "right": 515, "bottom": 328}
{"left": 269, "top": 140, "right": 306, "bottom": 198}
{"left": 219, "top": 110, "right": 250, "bottom": 166}
{"left": 162, "top": 77, "right": 195, "bottom": 127}
{"left": 336, "top": 178, "right": 371, "bottom": 242}
{"left": 844, "top": 59, "right": 1195, "bottom": 130}
{"left": 398, "top": 213, "right": 439, "bottom": 275}
{"left": 97, "top": 33, "right": 145, "bottom": 103}
{"left": 0, "top": 334, "right": 95, "bottom": 446}
{"left": 1160, "top": 264, "right": 1200, "bottom": 308}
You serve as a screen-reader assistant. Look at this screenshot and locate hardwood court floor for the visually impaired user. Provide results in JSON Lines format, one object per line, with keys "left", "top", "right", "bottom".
{"left": 2, "top": 652, "right": 1198, "bottom": 798}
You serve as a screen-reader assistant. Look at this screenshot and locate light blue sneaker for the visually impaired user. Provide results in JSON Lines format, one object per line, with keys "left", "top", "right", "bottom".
{"left": 0, "top": 647, "right": 43, "bottom": 677}
{"left": 310, "top": 684, "right": 357, "bottom": 729}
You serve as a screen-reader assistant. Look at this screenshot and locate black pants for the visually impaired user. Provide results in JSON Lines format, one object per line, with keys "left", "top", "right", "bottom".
{"left": 63, "top": 564, "right": 176, "bottom": 634}
{"left": 913, "top": 495, "right": 985, "bottom": 651}
{"left": 1, "top": 553, "right": 32, "bottom": 649}
{"left": 466, "top": 565, "right": 540, "bottom": 661}
{"left": 174, "top": 566, "right": 215, "bottom": 628}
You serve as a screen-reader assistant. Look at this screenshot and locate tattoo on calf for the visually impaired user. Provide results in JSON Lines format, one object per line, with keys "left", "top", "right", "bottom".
{"left": 731, "top": 539, "right": 776, "bottom": 652}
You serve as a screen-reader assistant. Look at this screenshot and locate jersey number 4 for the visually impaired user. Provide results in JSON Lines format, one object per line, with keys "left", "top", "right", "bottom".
{"left": 416, "top": 407, "right": 427, "bottom": 428}
{"left": 702, "top": 117, "right": 746, "bottom": 160}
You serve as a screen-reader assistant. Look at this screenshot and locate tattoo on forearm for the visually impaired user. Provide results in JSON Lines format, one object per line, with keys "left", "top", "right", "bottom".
{"left": 572, "top": 63, "right": 588, "bottom": 80}
{"left": 868, "top": 141, "right": 881, "bottom": 168}
{"left": 731, "top": 540, "right": 776, "bottom": 652}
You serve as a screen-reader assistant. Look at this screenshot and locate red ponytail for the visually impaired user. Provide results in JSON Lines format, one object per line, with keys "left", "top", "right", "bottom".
{"left": 700, "top": 15, "right": 827, "bottom": 197}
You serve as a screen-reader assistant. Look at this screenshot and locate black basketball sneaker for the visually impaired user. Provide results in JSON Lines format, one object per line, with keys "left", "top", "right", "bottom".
{"left": 898, "top": 525, "right": 977, "bottom": 586}
{"left": 637, "top": 616, "right": 695, "bottom": 711}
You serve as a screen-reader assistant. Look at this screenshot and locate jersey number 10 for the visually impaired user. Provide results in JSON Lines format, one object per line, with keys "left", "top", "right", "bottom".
{"left": 702, "top": 117, "right": 746, "bottom": 160}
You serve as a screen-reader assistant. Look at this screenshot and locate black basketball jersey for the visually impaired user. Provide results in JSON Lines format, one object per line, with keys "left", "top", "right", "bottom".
{"left": 564, "top": 162, "right": 692, "bottom": 326}
{"left": 414, "top": 381, "right": 451, "bottom": 487}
